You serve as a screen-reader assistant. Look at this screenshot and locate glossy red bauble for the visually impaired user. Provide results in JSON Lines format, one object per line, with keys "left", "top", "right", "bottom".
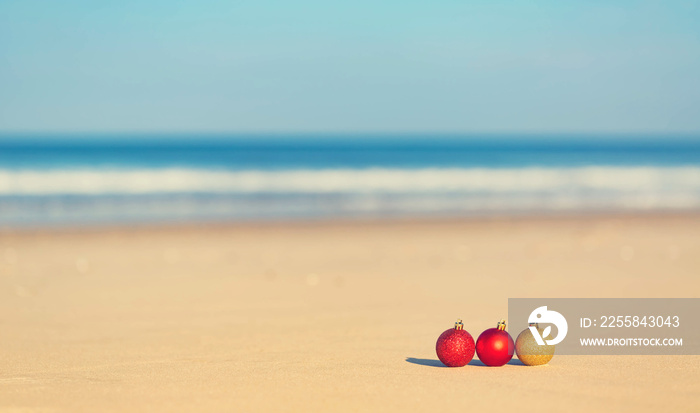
{"left": 436, "top": 319, "right": 475, "bottom": 367}
{"left": 475, "top": 319, "right": 515, "bottom": 367}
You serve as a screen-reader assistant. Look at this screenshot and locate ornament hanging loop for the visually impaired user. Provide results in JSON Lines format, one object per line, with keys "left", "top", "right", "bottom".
{"left": 455, "top": 319, "right": 464, "bottom": 330}
{"left": 497, "top": 319, "right": 507, "bottom": 331}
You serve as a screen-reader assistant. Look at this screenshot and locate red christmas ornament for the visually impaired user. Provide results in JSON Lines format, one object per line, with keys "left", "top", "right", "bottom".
{"left": 435, "top": 319, "right": 475, "bottom": 367}
{"left": 475, "top": 319, "right": 515, "bottom": 367}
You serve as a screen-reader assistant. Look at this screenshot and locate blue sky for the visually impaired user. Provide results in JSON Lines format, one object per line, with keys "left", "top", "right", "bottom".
{"left": 1, "top": 1, "right": 699, "bottom": 133}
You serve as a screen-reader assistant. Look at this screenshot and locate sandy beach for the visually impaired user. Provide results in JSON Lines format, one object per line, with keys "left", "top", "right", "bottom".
{"left": 0, "top": 214, "right": 698, "bottom": 412}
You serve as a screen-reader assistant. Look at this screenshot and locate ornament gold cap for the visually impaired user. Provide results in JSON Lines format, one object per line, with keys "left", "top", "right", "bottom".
{"left": 455, "top": 319, "right": 464, "bottom": 330}
{"left": 497, "top": 319, "right": 507, "bottom": 331}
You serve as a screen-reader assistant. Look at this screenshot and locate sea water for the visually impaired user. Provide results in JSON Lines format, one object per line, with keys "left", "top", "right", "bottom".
{"left": 0, "top": 134, "right": 699, "bottom": 226}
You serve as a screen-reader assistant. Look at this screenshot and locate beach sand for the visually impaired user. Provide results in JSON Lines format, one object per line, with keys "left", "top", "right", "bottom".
{"left": 0, "top": 214, "right": 698, "bottom": 412}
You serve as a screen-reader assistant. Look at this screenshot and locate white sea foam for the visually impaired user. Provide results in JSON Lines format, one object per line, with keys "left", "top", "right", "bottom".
{"left": 0, "top": 166, "right": 699, "bottom": 196}
{"left": 1, "top": 166, "right": 700, "bottom": 225}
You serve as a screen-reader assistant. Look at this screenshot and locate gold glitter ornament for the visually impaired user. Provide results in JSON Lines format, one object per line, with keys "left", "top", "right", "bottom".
{"left": 515, "top": 323, "right": 555, "bottom": 366}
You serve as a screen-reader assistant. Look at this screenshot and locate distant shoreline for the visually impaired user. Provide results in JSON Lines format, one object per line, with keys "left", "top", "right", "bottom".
{"left": 3, "top": 209, "right": 700, "bottom": 234}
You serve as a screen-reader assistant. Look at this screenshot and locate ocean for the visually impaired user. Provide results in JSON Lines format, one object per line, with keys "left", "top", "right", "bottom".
{"left": 1, "top": 134, "right": 699, "bottom": 226}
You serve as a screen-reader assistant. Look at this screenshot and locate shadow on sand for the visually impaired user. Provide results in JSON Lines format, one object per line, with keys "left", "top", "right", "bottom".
{"left": 468, "top": 358, "right": 526, "bottom": 367}
{"left": 404, "top": 357, "right": 447, "bottom": 367}
{"left": 405, "top": 357, "right": 526, "bottom": 367}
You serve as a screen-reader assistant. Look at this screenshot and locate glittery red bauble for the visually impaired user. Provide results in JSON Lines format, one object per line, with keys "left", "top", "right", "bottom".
{"left": 435, "top": 320, "right": 475, "bottom": 367}
{"left": 475, "top": 321, "right": 515, "bottom": 367}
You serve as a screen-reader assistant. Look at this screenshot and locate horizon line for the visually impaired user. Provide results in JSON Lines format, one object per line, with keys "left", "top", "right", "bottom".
{"left": 1, "top": 130, "right": 700, "bottom": 138}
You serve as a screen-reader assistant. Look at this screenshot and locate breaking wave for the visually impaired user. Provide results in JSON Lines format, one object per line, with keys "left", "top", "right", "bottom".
{"left": 0, "top": 166, "right": 699, "bottom": 195}
{"left": 1, "top": 166, "right": 699, "bottom": 225}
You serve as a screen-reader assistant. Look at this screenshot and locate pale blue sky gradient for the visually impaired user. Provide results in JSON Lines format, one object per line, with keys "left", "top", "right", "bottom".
{"left": 1, "top": 0, "right": 699, "bottom": 133}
